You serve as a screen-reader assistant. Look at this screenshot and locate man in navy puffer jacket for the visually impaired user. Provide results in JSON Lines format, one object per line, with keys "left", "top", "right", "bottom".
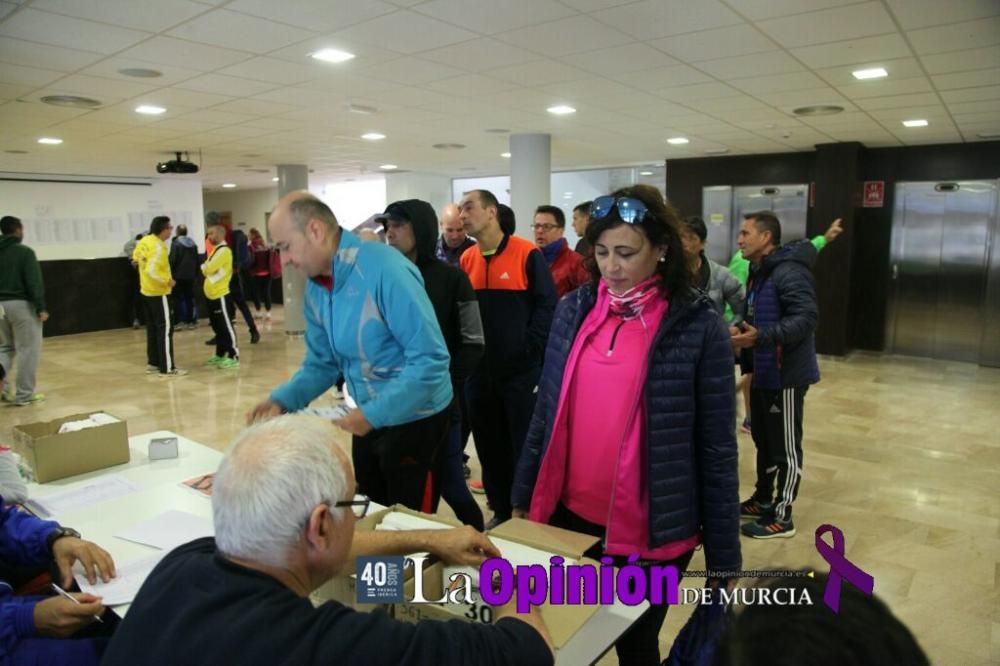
{"left": 732, "top": 211, "right": 820, "bottom": 540}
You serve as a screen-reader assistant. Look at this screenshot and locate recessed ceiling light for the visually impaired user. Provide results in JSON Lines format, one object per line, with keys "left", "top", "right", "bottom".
{"left": 361, "top": 132, "right": 386, "bottom": 141}
{"left": 547, "top": 105, "right": 576, "bottom": 115}
{"left": 311, "top": 48, "right": 355, "bottom": 64}
{"left": 667, "top": 137, "right": 689, "bottom": 145}
{"left": 118, "top": 68, "right": 162, "bottom": 78}
{"left": 500, "top": 152, "right": 511, "bottom": 158}
{"left": 793, "top": 105, "right": 844, "bottom": 116}
{"left": 4, "top": 149, "right": 28, "bottom": 154}
{"left": 40, "top": 95, "right": 101, "bottom": 109}
{"left": 135, "top": 104, "right": 166, "bottom": 115}
{"left": 902, "top": 119, "right": 928, "bottom": 127}
{"left": 852, "top": 67, "right": 888, "bottom": 80}
{"left": 639, "top": 170, "right": 654, "bottom": 176}
{"left": 704, "top": 148, "right": 730, "bottom": 155}
{"left": 379, "top": 164, "right": 398, "bottom": 170}
{"left": 37, "top": 137, "right": 63, "bottom": 145}
{"left": 485, "top": 128, "right": 510, "bottom": 134}
{"left": 432, "top": 143, "right": 465, "bottom": 150}
{"left": 222, "top": 183, "right": 237, "bottom": 188}
{"left": 272, "top": 176, "right": 280, "bottom": 182}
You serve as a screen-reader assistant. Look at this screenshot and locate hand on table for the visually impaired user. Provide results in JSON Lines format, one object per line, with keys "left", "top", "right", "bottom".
{"left": 52, "top": 537, "right": 115, "bottom": 587}
{"left": 429, "top": 526, "right": 502, "bottom": 567}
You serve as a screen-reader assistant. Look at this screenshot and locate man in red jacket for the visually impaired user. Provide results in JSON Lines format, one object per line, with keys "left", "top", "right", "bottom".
{"left": 533, "top": 205, "right": 589, "bottom": 297}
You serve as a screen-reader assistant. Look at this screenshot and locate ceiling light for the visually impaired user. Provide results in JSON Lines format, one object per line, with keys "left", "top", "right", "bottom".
{"left": 361, "top": 132, "right": 385, "bottom": 141}
{"left": 852, "top": 67, "right": 888, "bottom": 80}
{"left": 793, "top": 105, "right": 844, "bottom": 116}
{"left": 118, "top": 68, "right": 162, "bottom": 78}
{"left": 37, "top": 137, "right": 63, "bottom": 145}
{"left": 272, "top": 176, "right": 280, "bottom": 182}
{"left": 379, "top": 164, "right": 398, "bottom": 170}
{"left": 135, "top": 104, "right": 166, "bottom": 115}
{"left": 704, "top": 148, "right": 730, "bottom": 155}
{"left": 902, "top": 119, "right": 928, "bottom": 127}
{"left": 485, "top": 128, "right": 510, "bottom": 134}
{"left": 547, "top": 105, "right": 576, "bottom": 115}
{"left": 667, "top": 137, "right": 689, "bottom": 145}
{"left": 40, "top": 95, "right": 102, "bottom": 109}
{"left": 977, "top": 132, "right": 1000, "bottom": 139}
{"left": 4, "top": 149, "right": 28, "bottom": 154}
{"left": 500, "top": 152, "right": 511, "bottom": 158}
{"left": 432, "top": 143, "right": 466, "bottom": 150}
{"left": 222, "top": 183, "right": 237, "bottom": 188}
{"left": 311, "top": 48, "right": 355, "bottom": 64}
{"left": 639, "top": 170, "right": 654, "bottom": 176}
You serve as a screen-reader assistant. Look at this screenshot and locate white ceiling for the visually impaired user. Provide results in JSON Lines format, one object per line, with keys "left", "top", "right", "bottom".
{"left": 0, "top": 0, "right": 998, "bottom": 190}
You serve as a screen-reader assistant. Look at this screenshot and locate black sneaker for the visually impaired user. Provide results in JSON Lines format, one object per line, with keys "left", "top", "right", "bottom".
{"left": 205, "top": 337, "right": 217, "bottom": 346}
{"left": 250, "top": 330, "right": 261, "bottom": 344}
{"left": 740, "top": 497, "right": 773, "bottom": 520}
{"left": 484, "top": 515, "right": 509, "bottom": 530}
{"left": 742, "top": 518, "right": 796, "bottom": 539}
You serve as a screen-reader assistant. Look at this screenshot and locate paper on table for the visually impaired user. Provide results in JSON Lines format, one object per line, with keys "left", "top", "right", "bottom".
{"left": 114, "top": 510, "right": 214, "bottom": 550}
{"left": 75, "top": 552, "right": 166, "bottom": 606}
{"left": 375, "top": 512, "right": 453, "bottom": 532}
{"left": 26, "top": 475, "right": 140, "bottom": 517}
{"left": 443, "top": 537, "right": 576, "bottom": 591}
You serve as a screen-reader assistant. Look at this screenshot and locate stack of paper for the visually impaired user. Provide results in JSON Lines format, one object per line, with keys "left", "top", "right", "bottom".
{"left": 26, "top": 475, "right": 139, "bottom": 517}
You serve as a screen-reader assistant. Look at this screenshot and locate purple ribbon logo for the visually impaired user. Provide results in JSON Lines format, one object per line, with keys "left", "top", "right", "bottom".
{"left": 814, "top": 524, "right": 875, "bottom": 613}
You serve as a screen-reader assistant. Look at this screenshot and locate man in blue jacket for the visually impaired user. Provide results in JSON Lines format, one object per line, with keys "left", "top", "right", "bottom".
{"left": 731, "top": 211, "right": 820, "bottom": 539}
{"left": 1, "top": 500, "right": 117, "bottom": 664}
{"left": 249, "top": 192, "right": 453, "bottom": 513}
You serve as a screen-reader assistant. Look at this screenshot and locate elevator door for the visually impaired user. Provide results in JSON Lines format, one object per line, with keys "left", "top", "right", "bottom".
{"left": 887, "top": 181, "right": 996, "bottom": 364}
{"left": 731, "top": 185, "right": 809, "bottom": 254}
{"left": 700, "top": 184, "right": 809, "bottom": 264}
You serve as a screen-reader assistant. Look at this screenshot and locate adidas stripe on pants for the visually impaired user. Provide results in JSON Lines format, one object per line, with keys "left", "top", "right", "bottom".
{"left": 143, "top": 294, "right": 174, "bottom": 373}
{"left": 208, "top": 295, "right": 239, "bottom": 359}
{"left": 749, "top": 386, "right": 807, "bottom": 522}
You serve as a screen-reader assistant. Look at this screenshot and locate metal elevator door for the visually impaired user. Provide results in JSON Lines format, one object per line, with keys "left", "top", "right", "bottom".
{"left": 701, "top": 184, "right": 809, "bottom": 264}
{"left": 887, "top": 180, "right": 997, "bottom": 364}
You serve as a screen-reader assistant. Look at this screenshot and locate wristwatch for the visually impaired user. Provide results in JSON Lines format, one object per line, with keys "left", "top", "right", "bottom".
{"left": 46, "top": 527, "right": 81, "bottom": 551}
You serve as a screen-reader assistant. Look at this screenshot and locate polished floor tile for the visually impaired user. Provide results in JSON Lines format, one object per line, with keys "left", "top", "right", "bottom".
{"left": 3, "top": 307, "right": 998, "bottom": 664}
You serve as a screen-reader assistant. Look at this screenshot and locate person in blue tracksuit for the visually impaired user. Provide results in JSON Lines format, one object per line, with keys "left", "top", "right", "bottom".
{"left": 249, "top": 192, "right": 453, "bottom": 513}
{"left": 1, "top": 500, "right": 117, "bottom": 665}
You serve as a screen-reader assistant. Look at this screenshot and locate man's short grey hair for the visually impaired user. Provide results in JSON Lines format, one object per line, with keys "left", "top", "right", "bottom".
{"left": 288, "top": 195, "right": 339, "bottom": 233}
{"left": 213, "top": 415, "right": 349, "bottom": 567}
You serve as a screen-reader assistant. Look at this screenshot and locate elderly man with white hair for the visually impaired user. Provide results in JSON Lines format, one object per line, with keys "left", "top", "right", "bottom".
{"left": 102, "top": 415, "right": 553, "bottom": 666}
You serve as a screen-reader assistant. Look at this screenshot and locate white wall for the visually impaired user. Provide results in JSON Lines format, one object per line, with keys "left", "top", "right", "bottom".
{"left": 385, "top": 172, "right": 453, "bottom": 217}
{"left": 1, "top": 176, "right": 204, "bottom": 260}
{"left": 203, "top": 187, "right": 277, "bottom": 239}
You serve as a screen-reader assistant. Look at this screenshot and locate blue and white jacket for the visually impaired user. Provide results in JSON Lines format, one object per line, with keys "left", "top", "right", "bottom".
{"left": 271, "top": 230, "right": 453, "bottom": 428}
{"left": 1, "top": 499, "right": 60, "bottom": 662}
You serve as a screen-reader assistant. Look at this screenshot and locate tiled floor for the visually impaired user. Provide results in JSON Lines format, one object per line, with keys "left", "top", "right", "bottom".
{"left": 3, "top": 305, "right": 998, "bottom": 664}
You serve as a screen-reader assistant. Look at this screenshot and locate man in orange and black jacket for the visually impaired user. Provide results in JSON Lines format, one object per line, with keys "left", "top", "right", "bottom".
{"left": 458, "top": 190, "right": 557, "bottom": 528}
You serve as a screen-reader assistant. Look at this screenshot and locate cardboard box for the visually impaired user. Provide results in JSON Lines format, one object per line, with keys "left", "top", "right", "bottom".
{"left": 11, "top": 412, "right": 129, "bottom": 483}
{"left": 311, "top": 505, "right": 461, "bottom": 613}
{"left": 395, "top": 518, "right": 603, "bottom": 650}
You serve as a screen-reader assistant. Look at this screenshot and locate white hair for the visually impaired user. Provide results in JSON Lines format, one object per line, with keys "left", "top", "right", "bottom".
{"left": 213, "top": 415, "right": 348, "bottom": 567}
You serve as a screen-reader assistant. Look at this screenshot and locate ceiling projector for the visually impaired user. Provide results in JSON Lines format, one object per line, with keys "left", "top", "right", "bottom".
{"left": 156, "top": 151, "right": 199, "bottom": 174}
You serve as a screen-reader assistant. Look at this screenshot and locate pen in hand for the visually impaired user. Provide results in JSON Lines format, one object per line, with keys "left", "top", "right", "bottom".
{"left": 50, "top": 583, "right": 104, "bottom": 624}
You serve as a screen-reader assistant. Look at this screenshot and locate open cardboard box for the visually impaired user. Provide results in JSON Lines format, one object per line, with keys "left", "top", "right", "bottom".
{"left": 311, "top": 505, "right": 461, "bottom": 613}
{"left": 11, "top": 412, "right": 129, "bottom": 482}
{"left": 395, "top": 518, "right": 603, "bottom": 650}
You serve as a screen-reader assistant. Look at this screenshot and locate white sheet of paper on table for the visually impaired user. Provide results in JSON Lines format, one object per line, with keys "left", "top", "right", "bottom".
{"left": 26, "top": 474, "right": 140, "bottom": 518}
{"left": 301, "top": 404, "right": 351, "bottom": 421}
{"left": 75, "top": 552, "right": 166, "bottom": 606}
{"left": 113, "top": 510, "right": 214, "bottom": 550}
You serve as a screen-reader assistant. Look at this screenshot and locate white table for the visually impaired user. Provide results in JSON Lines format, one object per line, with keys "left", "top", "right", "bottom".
{"left": 27, "top": 430, "right": 221, "bottom": 614}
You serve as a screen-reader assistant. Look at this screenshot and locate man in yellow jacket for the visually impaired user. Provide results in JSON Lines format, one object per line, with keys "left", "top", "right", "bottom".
{"left": 133, "top": 216, "right": 185, "bottom": 376}
{"left": 202, "top": 217, "right": 239, "bottom": 369}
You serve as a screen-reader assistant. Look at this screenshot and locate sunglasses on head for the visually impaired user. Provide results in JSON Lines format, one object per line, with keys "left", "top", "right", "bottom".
{"left": 590, "top": 196, "right": 650, "bottom": 225}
